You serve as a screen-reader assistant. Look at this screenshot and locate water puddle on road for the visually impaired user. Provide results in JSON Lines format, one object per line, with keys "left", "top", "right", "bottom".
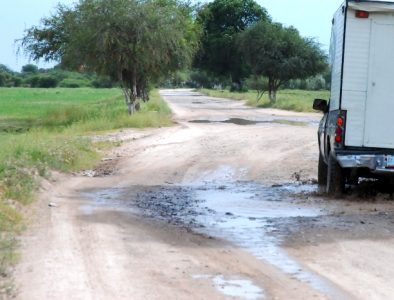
{"left": 190, "top": 183, "right": 350, "bottom": 299}
{"left": 79, "top": 188, "right": 138, "bottom": 215}
{"left": 189, "top": 118, "right": 309, "bottom": 126}
{"left": 193, "top": 274, "right": 265, "bottom": 300}
{"left": 80, "top": 181, "right": 347, "bottom": 299}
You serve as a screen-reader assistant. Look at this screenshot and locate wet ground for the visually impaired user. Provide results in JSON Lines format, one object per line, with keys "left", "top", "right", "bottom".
{"left": 189, "top": 118, "right": 312, "bottom": 127}
{"left": 80, "top": 172, "right": 394, "bottom": 300}
{"left": 79, "top": 90, "right": 394, "bottom": 299}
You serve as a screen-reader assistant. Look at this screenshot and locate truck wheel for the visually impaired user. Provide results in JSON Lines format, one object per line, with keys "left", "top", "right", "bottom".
{"left": 318, "top": 152, "right": 328, "bottom": 187}
{"left": 326, "top": 154, "right": 345, "bottom": 196}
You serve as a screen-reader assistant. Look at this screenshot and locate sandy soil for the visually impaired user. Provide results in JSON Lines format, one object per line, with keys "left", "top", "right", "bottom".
{"left": 13, "top": 89, "right": 394, "bottom": 300}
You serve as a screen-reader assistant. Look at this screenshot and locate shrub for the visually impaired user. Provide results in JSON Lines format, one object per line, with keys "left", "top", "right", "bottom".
{"left": 26, "top": 75, "right": 58, "bottom": 88}
{"left": 37, "top": 76, "right": 58, "bottom": 88}
{"left": 59, "top": 78, "right": 91, "bottom": 88}
{"left": 188, "top": 70, "right": 228, "bottom": 89}
{"left": 91, "top": 77, "right": 114, "bottom": 88}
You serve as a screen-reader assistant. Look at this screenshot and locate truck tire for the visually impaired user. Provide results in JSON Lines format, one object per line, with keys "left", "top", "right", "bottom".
{"left": 318, "top": 152, "right": 328, "bottom": 187}
{"left": 326, "top": 154, "right": 345, "bottom": 196}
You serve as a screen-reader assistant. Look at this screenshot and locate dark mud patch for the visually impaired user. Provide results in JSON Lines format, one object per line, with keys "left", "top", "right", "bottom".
{"left": 189, "top": 118, "right": 308, "bottom": 126}
{"left": 133, "top": 186, "right": 203, "bottom": 227}
{"left": 277, "top": 211, "right": 394, "bottom": 254}
{"left": 79, "top": 158, "right": 119, "bottom": 177}
{"left": 81, "top": 186, "right": 205, "bottom": 228}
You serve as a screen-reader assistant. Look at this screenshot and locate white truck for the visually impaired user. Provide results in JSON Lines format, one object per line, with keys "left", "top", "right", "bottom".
{"left": 314, "top": 0, "right": 394, "bottom": 194}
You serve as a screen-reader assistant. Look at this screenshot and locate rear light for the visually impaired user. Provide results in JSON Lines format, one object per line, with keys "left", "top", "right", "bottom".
{"left": 335, "top": 115, "right": 345, "bottom": 146}
{"left": 355, "top": 10, "right": 369, "bottom": 18}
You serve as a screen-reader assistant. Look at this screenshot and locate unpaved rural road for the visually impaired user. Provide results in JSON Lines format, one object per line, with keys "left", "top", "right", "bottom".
{"left": 15, "top": 90, "right": 394, "bottom": 300}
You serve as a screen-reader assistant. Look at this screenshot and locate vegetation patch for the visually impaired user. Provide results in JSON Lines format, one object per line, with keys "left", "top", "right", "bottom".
{"left": 0, "top": 87, "right": 172, "bottom": 290}
{"left": 199, "top": 89, "right": 330, "bottom": 113}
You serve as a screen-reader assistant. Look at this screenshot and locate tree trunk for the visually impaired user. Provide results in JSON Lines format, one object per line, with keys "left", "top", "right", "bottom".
{"left": 127, "top": 101, "right": 133, "bottom": 114}
{"left": 268, "top": 77, "right": 277, "bottom": 104}
{"left": 131, "top": 67, "right": 138, "bottom": 113}
{"left": 122, "top": 87, "right": 136, "bottom": 115}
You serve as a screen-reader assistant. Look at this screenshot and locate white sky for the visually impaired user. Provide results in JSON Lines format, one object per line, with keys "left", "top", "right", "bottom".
{"left": 0, "top": 0, "right": 344, "bottom": 72}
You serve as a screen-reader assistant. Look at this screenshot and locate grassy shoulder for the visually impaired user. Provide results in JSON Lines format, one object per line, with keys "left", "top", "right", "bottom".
{"left": 199, "top": 88, "right": 330, "bottom": 112}
{"left": 0, "top": 88, "right": 171, "bottom": 291}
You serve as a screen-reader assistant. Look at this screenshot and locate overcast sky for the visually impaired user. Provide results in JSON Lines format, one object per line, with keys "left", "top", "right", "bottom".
{"left": 0, "top": 0, "right": 344, "bottom": 72}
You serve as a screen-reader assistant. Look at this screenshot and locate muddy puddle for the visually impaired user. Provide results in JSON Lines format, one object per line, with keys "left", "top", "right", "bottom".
{"left": 81, "top": 179, "right": 350, "bottom": 299}
{"left": 189, "top": 118, "right": 311, "bottom": 126}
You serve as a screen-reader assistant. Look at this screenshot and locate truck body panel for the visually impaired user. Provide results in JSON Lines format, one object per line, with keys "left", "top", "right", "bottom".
{"left": 364, "top": 18, "right": 394, "bottom": 148}
{"left": 315, "top": 0, "right": 394, "bottom": 194}
{"left": 331, "top": 0, "right": 394, "bottom": 149}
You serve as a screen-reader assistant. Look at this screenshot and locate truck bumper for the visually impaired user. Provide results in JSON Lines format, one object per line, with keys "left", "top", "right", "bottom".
{"left": 337, "top": 154, "right": 394, "bottom": 174}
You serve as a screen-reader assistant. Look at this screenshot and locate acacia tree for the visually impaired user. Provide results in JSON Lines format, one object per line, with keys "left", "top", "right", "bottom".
{"left": 237, "top": 21, "right": 327, "bottom": 103}
{"left": 194, "top": 0, "right": 269, "bottom": 86}
{"left": 21, "top": 0, "right": 200, "bottom": 114}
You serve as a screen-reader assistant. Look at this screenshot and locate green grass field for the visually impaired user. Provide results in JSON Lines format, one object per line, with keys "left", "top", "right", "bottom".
{"left": 199, "top": 89, "right": 330, "bottom": 112}
{"left": 0, "top": 88, "right": 172, "bottom": 132}
{"left": 0, "top": 87, "right": 172, "bottom": 284}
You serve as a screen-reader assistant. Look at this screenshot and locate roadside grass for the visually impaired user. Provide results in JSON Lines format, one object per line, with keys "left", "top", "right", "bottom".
{"left": 0, "top": 87, "right": 172, "bottom": 288}
{"left": 199, "top": 89, "right": 330, "bottom": 112}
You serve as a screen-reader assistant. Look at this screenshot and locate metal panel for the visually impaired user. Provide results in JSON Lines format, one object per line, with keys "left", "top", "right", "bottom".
{"left": 342, "top": 91, "right": 367, "bottom": 146}
{"left": 349, "top": 1, "right": 394, "bottom": 12}
{"left": 342, "top": 9, "right": 372, "bottom": 146}
{"left": 364, "top": 18, "right": 394, "bottom": 148}
{"left": 329, "top": 5, "right": 346, "bottom": 111}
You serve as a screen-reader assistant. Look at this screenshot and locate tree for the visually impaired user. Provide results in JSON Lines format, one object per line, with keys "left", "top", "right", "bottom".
{"left": 0, "top": 73, "right": 6, "bottom": 87}
{"left": 237, "top": 21, "right": 327, "bottom": 102}
{"left": 22, "top": 64, "right": 39, "bottom": 74}
{"left": 0, "top": 65, "right": 16, "bottom": 87}
{"left": 20, "top": 0, "right": 200, "bottom": 113}
{"left": 194, "top": 0, "right": 269, "bottom": 86}
{"left": 0, "top": 64, "right": 13, "bottom": 74}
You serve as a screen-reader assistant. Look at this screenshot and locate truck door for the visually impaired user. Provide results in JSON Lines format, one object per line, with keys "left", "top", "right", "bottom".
{"left": 364, "top": 19, "right": 394, "bottom": 148}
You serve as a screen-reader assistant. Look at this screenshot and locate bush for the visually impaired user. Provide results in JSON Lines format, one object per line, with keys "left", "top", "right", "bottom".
{"left": 26, "top": 75, "right": 58, "bottom": 88}
{"left": 91, "top": 77, "right": 114, "bottom": 88}
{"left": 37, "top": 76, "right": 58, "bottom": 88}
{"left": 21, "top": 64, "right": 38, "bottom": 74}
{"left": 13, "top": 77, "right": 22, "bottom": 87}
{"left": 284, "top": 74, "right": 329, "bottom": 91}
{"left": 0, "top": 73, "right": 6, "bottom": 87}
{"left": 188, "top": 70, "right": 228, "bottom": 89}
{"left": 245, "top": 76, "right": 268, "bottom": 92}
{"left": 59, "top": 78, "right": 91, "bottom": 88}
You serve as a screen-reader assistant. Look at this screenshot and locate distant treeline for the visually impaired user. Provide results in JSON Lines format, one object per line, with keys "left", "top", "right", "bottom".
{"left": 0, "top": 64, "right": 114, "bottom": 88}
{"left": 162, "top": 69, "right": 332, "bottom": 92}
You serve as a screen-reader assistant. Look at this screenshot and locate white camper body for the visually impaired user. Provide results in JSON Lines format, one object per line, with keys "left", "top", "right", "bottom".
{"left": 331, "top": 0, "right": 394, "bottom": 149}
{"left": 314, "top": 0, "right": 394, "bottom": 194}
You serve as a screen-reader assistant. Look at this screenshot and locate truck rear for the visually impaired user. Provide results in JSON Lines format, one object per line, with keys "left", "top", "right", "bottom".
{"left": 314, "top": 0, "right": 394, "bottom": 194}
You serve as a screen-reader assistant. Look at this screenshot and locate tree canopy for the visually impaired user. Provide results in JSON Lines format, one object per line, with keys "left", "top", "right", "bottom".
{"left": 21, "top": 0, "right": 200, "bottom": 113}
{"left": 194, "top": 0, "right": 269, "bottom": 85}
{"left": 237, "top": 21, "right": 327, "bottom": 102}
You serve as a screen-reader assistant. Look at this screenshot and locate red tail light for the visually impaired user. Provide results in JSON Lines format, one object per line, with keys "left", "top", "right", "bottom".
{"left": 356, "top": 10, "right": 369, "bottom": 18}
{"left": 335, "top": 116, "right": 345, "bottom": 146}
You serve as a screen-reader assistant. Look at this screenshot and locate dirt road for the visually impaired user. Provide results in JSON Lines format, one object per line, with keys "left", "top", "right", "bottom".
{"left": 14, "top": 90, "right": 394, "bottom": 299}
